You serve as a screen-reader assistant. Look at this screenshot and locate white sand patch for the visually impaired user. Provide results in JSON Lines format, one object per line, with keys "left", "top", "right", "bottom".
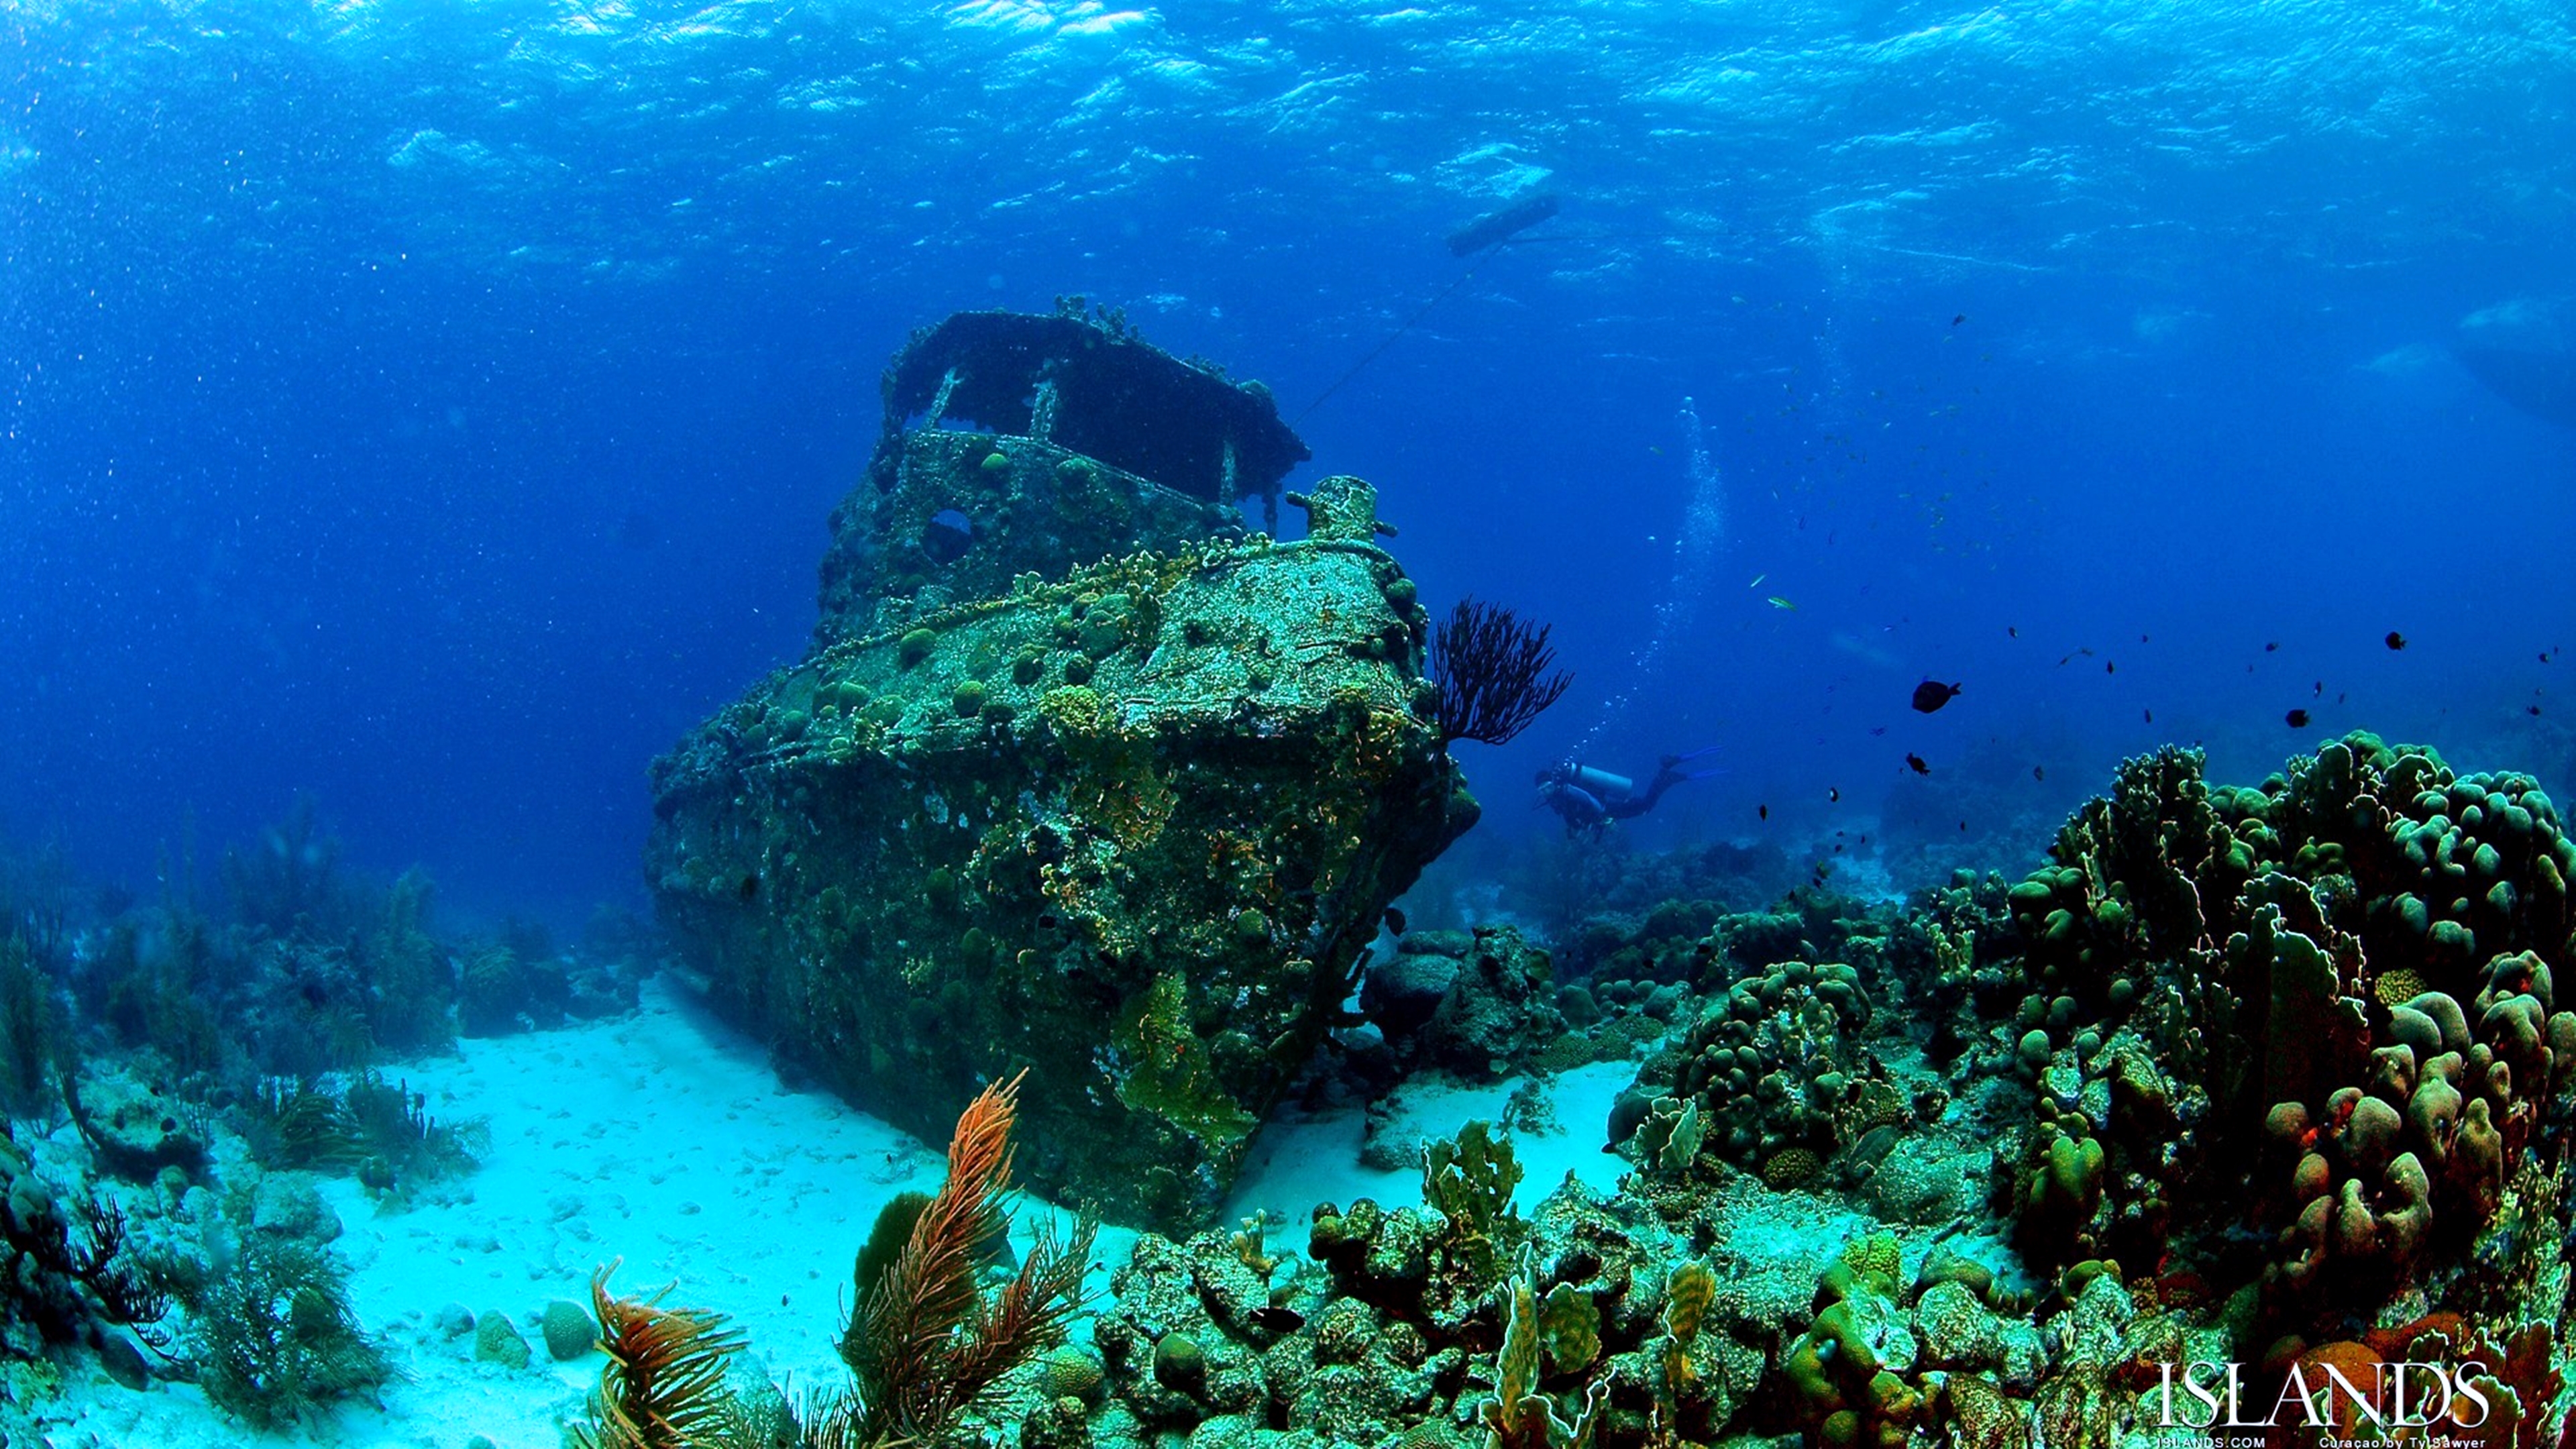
{"left": 34, "top": 980, "right": 979, "bottom": 1448}
{"left": 31, "top": 987, "right": 1641, "bottom": 1447}
{"left": 1220, "top": 1059, "right": 1640, "bottom": 1242}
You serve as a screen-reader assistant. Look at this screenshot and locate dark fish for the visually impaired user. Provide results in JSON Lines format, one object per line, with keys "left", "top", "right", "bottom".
{"left": 1246, "top": 1306, "right": 1306, "bottom": 1333}
{"left": 1952, "top": 314, "right": 1968, "bottom": 325}
{"left": 2265, "top": 641, "right": 2279, "bottom": 651}
{"left": 2385, "top": 631, "right": 2408, "bottom": 651}
{"left": 1446, "top": 193, "right": 1560, "bottom": 256}
{"left": 1911, "top": 680, "right": 1962, "bottom": 714}
{"left": 1829, "top": 787, "right": 1841, "bottom": 803}
{"left": 2314, "top": 681, "right": 2324, "bottom": 697}
{"left": 1870, "top": 726, "right": 1887, "bottom": 736}
{"left": 2033, "top": 765, "right": 2045, "bottom": 781}
{"left": 2144, "top": 708, "right": 2153, "bottom": 722}
{"left": 2286, "top": 708, "right": 2312, "bottom": 728}
{"left": 1758, "top": 804, "right": 1768, "bottom": 820}
{"left": 2008, "top": 625, "right": 2019, "bottom": 637}
{"left": 1905, "top": 753, "right": 1931, "bottom": 775}
{"left": 2531, "top": 704, "right": 2544, "bottom": 716}
{"left": 1383, "top": 906, "right": 1407, "bottom": 935}
{"left": 2140, "top": 634, "right": 2149, "bottom": 643}
{"left": 2106, "top": 661, "right": 2116, "bottom": 674}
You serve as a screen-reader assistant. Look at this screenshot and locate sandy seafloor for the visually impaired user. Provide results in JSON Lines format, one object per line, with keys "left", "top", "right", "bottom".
{"left": 27, "top": 980, "right": 1647, "bottom": 1448}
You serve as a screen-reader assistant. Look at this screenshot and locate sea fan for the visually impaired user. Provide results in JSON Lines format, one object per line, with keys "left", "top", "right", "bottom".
{"left": 575, "top": 1260, "right": 751, "bottom": 1449}
{"left": 840, "top": 1070, "right": 1097, "bottom": 1443}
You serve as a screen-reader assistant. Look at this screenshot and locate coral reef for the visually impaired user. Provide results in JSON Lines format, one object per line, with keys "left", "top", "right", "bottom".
{"left": 1051, "top": 732, "right": 2576, "bottom": 1449}
{"left": 1613, "top": 957, "right": 1898, "bottom": 1187}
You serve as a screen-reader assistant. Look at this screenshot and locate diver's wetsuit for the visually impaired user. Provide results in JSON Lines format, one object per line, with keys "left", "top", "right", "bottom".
{"left": 1536, "top": 747, "right": 1721, "bottom": 832}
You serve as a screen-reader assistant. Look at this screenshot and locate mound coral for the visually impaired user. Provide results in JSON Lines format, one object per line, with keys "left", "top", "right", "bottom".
{"left": 1984, "top": 734, "right": 2576, "bottom": 1338}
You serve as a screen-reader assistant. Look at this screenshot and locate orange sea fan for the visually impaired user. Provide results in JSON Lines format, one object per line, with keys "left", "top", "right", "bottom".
{"left": 575, "top": 1258, "right": 750, "bottom": 1449}
{"left": 841, "top": 1070, "right": 1097, "bottom": 1444}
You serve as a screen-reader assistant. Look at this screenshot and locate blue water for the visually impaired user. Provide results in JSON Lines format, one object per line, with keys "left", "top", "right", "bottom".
{"left": 6, "top": 0, "right": 2573, "bottom": 922}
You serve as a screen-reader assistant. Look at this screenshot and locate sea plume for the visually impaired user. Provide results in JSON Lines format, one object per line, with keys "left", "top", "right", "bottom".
{"left": 574, "top": 1073, "right": 1094, "bottom": 1449}
{"left": 574, "top": 1260, "right": 750, "bottom": 1449}
{"left": 840, "top": 1069, "right": 1097, "bottom": 1443}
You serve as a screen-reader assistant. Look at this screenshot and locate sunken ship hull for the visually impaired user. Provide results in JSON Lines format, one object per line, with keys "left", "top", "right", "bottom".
{"left": 647, "top": 309, "right": 1477, "bottom": 1230}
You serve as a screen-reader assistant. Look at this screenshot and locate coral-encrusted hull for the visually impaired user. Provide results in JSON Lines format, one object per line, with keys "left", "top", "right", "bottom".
{"left": 647, "top": 516, "right": 1475, "bottom": 1233}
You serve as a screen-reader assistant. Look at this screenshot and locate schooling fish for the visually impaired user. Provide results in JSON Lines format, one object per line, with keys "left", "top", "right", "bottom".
{"left": 1904, "top": 753, "right": 1931, "bottom": 775}
{"left": 1911, "top": 680, "right": 1962, "bottom": 714}
{"left": 2386, "top": 631, "right": 2408, "bottom": 651}
{"left": 2286, "top": 708, "right": 2312, "bottom": 728}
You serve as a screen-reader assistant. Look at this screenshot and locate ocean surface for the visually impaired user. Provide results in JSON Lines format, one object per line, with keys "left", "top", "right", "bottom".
{"left": 9, "top": 0, "right": 2570, "bottom": 924}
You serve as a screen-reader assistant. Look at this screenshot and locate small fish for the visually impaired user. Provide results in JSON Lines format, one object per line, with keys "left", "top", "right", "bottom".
{"left": 2385, "top": 631, "right": 2407, "bottom": 651}
{"left": 2144, "top": 708, "right": 2154, "bottom": 722}
{"left": 2531, "top": 705, "right": 2544, "bottom": 716}
{"left": 2337, "top": 692, "right": 2347, "bottom": 704}
{"left": 1758, "top": 804, "right": 1769, "bottom": 820}
{"left": 2033, "top": 765, "right": 2045, "bottom": 781}
{"left": 1959, "top": 820, "right": 1968, "bottom": 832}
{"left": 1829, "top": 787, "right": 1841, "bottom": 803}
{"left": 2286, "top": 708, "right": 2312, "bottom": 728}
{"left": 1905, "top": 753, "right": 1931, "bottom": 775}
{"left": 1870, "top": 726, "right": 1887, "bottom": 736}
{"left": 2106, "top": 661, "right": 2116, "bottom": 675}
{"left": 1383, "top": 906, "right": 1407, "bottom": 935}
{"left": 2140, "top": 634, "right": 2149, "bottom": 643}
{"left": 2313, "top": 681, "right": 2324, "bottom": 697}
{"left": 2265, "top": 641, "right": 2279, "bottom": 652}
{"left": 2544, "top": 653, "right": 2554, "bottom": 665}
{"left": 1911, "top": 680, "right": 1962, "bottom": 714}
{"left": 1749, "top": 574, "right": 1766, "bottom": 588}
{"left": 2008, "top": 625, "right": 2019, "bottom": 637}
{"left": 1951, "top": 314, "right": 1967, "bottom": 325}
{"left": 1768, "top": 596, "right": 1796, "bottom": 610}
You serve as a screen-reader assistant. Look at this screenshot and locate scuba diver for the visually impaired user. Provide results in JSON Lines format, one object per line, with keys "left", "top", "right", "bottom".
{"left": 1536, "top": 748, "right": 1723, "bottom": 833}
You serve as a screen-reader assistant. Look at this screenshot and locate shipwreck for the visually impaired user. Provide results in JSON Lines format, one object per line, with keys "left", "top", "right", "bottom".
{"left": 647, "top": 305, "right": 1479, "bottom": 1230}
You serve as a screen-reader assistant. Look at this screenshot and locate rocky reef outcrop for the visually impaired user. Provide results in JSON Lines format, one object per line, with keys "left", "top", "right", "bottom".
{"left": 1051, "top": 732, "right": 2576, "bottom": 1449}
